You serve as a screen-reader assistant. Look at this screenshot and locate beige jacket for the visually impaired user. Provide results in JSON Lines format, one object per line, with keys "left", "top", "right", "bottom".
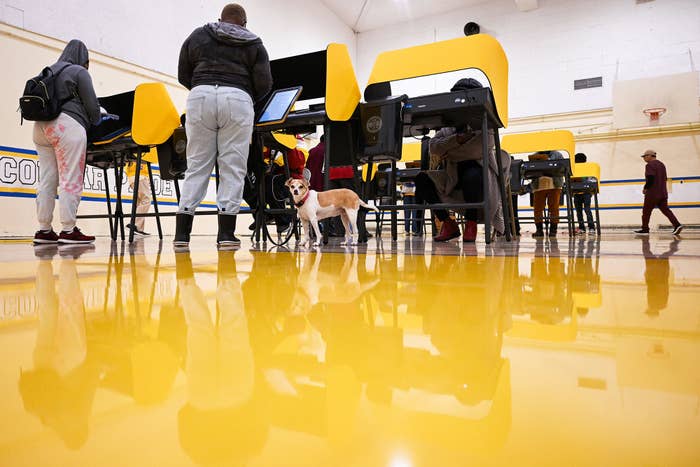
{"left": 427, "top": 127, "right": 511, "bottom": 233}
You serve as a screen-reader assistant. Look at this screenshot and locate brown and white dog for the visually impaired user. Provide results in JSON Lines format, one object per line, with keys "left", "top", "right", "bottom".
{"left": 285, "top": 178, "right": 378, "bottom": 247}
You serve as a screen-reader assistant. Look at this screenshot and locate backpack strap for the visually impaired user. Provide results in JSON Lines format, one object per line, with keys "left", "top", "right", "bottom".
{"left": 54, "top": 63, "right": 81, "bottom": 107}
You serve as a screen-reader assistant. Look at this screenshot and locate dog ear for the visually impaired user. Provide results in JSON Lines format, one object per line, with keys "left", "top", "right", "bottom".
{"left": 285, "top": 177, "right": 295, "bottom": 187}
{"left": 301, "top": 178, "right": 310, "bottom": 188}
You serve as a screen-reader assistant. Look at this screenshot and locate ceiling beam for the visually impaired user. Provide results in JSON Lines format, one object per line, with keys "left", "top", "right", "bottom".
{"left": 353, "top": 0, "right": 371, "bottom": 33}
{"left": 514, "top": 0, "right": 539, "bottom": 12}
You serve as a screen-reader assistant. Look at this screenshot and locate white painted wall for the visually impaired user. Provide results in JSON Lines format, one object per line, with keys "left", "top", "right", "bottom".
{"left": 356, "top": 0, "right": 700, "bottom": 118}
{"left": 0, "top": 0, "right": 356, "bottom": 72}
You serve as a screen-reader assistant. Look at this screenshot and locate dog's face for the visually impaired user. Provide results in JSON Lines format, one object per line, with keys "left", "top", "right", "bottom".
{"left": 285, "top": 177, "right": 309, "bottom": 198}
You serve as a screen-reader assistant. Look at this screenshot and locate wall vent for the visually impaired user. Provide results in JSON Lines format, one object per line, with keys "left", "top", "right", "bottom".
{"left": 574, "top": 76, "right": 603, "bottom": 90}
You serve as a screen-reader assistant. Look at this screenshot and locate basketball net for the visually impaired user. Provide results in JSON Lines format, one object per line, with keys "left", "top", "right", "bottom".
{"left": 643, "top": 107, "right": 667, "bottom": 124}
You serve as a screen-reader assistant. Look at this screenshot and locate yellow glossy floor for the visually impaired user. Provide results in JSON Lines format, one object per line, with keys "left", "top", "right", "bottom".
{"left": 1, "top": 232, "right": 699, "bottom": 466}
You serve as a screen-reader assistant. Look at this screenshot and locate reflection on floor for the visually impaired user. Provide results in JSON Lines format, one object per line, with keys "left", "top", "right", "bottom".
{"left": 0, "top": 233, "right": 699, "bottom": 466}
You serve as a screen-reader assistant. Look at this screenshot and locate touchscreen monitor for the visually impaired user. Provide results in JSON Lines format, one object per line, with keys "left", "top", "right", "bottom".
{"left": 256, "top": 86, "right": 303, "bottom": 127}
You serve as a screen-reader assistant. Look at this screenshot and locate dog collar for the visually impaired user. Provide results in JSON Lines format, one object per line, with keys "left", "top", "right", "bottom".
{"left": 295, "top": 192, "right": 310, "bottom": 207}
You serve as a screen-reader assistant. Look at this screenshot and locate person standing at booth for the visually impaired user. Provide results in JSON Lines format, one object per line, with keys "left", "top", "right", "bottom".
{"left": 32, "top": 39, "right": 101, "bottom": 245}
{"left": 572, "top": 152, "right": 596, "bottom": 234}
{"left": 125, "top": 161, "right": 152, "bottom": 237}
{"left": 175, "top": 3, "right": 272, "bottom": 247}
{"left": 531, "top": 151, "right": 564, "bottom": 238}
{"left": 634, "top": 149, "right": 683, "bottom": 236}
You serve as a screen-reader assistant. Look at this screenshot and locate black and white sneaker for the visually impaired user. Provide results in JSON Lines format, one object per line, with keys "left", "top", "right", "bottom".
{"left": 127, "top": 223, "right": 150, "bottom": 237}
{"left": 672, "top": 224, "right": 684, "bottom": 236}
{"left": 633, "top": 229, "right": 650, "bottom": 235}
{"left": 217, "top": 235, "right": 241, "bottom": 247}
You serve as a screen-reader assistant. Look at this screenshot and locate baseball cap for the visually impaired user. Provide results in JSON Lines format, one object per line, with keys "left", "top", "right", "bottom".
{"left": 641, "top": 149, "right": 656, "bottom": 157}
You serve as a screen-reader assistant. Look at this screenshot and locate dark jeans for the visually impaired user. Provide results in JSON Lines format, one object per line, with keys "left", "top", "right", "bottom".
{"left": 414, "top": 160, "right": 483, "bottom": 222}
{"left": 642, "top": 196, "right": 679, "bottom": 230}
{"left": 574, "top": 193, "right": 595, "bottom": 229}
{"left": 403, "top": 194, "right": 422, "bottom": 233}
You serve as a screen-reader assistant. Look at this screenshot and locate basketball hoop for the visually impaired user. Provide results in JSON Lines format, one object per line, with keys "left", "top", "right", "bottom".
{"left": 643, "top": 107, "right": 667, "bottom": 123}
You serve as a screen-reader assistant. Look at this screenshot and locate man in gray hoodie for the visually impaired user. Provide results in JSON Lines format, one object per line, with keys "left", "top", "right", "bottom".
{"left": 32, "top": 39, "right": 101, "bottom": 245}
{"left": 174, "top": 3, "right": 273, "bottom": 248}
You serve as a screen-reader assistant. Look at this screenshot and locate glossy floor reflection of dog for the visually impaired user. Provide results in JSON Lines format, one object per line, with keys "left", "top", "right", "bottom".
{"left": 291, "top": 253, "right": 380, "bottom": 314}
{"left": 286, "top": 178, "right": 378, "bottom": 247}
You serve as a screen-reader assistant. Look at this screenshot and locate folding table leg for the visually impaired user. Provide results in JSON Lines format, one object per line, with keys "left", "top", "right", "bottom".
{"left": 128, "top": 150, "right": 144, "bottom": 243}
{"left": 114, "top": 155, "right": 126, "bottom": 241}
{"left": 594, "top": 190, "right": 601, "bottom": 236}
{"left": 481, "top": 112, "right": 491, "bottom": 244}
{"left": 147, "top": 162, "right": 163, "bottom": 239}
{"left": 390, "top": 160, "right": 397, "bottom": 242}
{"left": 104, "top": 168, "right": 115, "bottom": 240}
{"left": 565, "top": 174, "right": 574, "bottom": 236}
{"left": 174, "top": 179, "right": 181, "bottom": 203}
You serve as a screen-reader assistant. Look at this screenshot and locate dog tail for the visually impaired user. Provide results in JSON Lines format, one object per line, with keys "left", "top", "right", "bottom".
{"left": 358, "top": 200, "right": 379, "bottom": 212}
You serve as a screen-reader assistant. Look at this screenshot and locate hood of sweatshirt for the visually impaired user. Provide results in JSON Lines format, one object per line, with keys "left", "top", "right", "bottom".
{"left": 205, "top": 21, "right": 261, "bottom": 45}
{"left": 57, "top": 39, "right": 89, "bottom": 66}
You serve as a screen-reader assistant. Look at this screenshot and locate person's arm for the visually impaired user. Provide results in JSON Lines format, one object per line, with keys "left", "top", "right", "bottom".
{"left": 177, "top": 35, "right": 193, "bottom": 90}
{"left": 643, "top": 164, "right": 654, "bottom": 194}
{"left": 252, "top": 44, "right": 273, "bottom": 107}
{"left": 429, "top": 128, "right": 460, "bottom": 157}
{"left": 76, "top": 69, "right": 101, "bottom": 126}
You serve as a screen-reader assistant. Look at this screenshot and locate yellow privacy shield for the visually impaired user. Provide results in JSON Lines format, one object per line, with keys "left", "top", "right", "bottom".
{"left": 132, "top": 82, "right": 181, "bottom": 146}
{"left": 325, "top": 43, "right": 361, "bottom": 122}
{"left": 366, "top": 34, "right": 509, "bottom": 127}
{"left": 501, "top": 130, "right": 578, "bottom": 173}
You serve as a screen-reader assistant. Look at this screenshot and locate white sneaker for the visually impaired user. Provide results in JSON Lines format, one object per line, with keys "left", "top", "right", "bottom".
{"left": 672, "top": 225, "right": 684, "bottom": 236}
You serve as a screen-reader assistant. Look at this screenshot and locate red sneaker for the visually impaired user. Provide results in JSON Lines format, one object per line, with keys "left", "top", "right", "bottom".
{"left": 58, "top": 227, "right": 95, "bottom": 244}
{"left": 434, "top": 218, "right": 460, "bottom": 242}
{"left": 33, "top": 229, "right": 59, "bottom": 244}
{"left": 462, "top": 220, "right": 477, "bottom": 243}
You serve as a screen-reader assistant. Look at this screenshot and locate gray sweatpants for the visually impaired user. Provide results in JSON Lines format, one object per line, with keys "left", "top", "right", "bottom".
{"left": 33, "top": 113, "right": 87, "bottom": 232}
{"left": 178, "top": 85, "right": 253, "bottom": 216}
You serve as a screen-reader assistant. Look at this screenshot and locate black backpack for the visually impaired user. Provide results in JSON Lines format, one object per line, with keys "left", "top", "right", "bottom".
{"left": 19, "top": 63, "right": 72, "bottom": 124}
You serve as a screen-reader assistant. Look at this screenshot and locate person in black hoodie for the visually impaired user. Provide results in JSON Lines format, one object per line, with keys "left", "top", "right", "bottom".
{"left": 32, "top": 39, "right": 101, "bottom": 245}
{"left": 174, "top": 3, "right": 273, "bottom": 248}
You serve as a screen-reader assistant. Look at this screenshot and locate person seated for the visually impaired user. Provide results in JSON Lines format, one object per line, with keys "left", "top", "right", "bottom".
{"left": 415, "top": 78, "right": 510, "bottom": 243}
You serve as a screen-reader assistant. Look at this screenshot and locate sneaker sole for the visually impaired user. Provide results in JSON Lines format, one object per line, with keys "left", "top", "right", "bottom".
{"left": 33, "top": 239, "right": 58, "bottom": 244}
{"left": 634, "top": 232, "right": 650, "bottom": 236}
{"left": 673, "top": 227, "right": 683, "bottom": 235}
{"left": 217, "top": 241, "right": 241, "bottom": 246}
{"left": 173, "top": 241, "right": 190, "bottom": 247}
{"left": 58, "top": 239, "right": 95, "bottom": 244}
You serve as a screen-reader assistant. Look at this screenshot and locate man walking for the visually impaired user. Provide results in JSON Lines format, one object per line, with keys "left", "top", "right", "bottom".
{"left": 175, "top": 3, "right": 272, "bottom": 247}
{"left": 634, "top": 149, "right": 683, "bottom": 236}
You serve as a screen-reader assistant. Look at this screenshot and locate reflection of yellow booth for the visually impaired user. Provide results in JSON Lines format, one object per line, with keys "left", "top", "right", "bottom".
{"left": 508, "top": 311, "right": 578, "bottom": 342}
{"left": 360, "top": 33, "right": 512, "bottom": 243}
{"left": 85, "top": 82, "right": 181, "bottom": 242}
{"left": 501, "top": 130, "right": 576, "bottom": 236}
